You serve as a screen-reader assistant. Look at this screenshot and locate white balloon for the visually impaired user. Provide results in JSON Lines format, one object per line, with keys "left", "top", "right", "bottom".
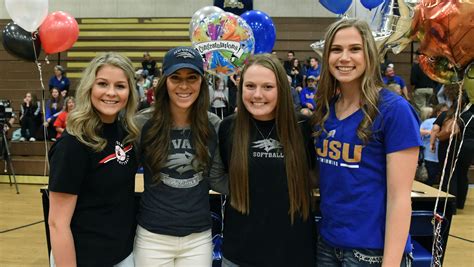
{"left": 5, "top": 0, "right": 48, "bottom": 32}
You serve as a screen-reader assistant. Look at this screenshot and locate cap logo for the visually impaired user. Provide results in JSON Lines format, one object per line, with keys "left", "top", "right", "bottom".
{"left": 174, "top": 50, "right": 195, "bottom": 59}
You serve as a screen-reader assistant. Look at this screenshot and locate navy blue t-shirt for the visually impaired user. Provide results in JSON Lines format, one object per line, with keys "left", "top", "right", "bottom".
{"left": 314, "top": 89, "right": 421, "bottom": 251}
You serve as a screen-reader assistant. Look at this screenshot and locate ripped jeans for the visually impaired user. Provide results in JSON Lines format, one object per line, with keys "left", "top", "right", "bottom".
{"left": 317, "top": 236, "right": 412, "bottom": 267}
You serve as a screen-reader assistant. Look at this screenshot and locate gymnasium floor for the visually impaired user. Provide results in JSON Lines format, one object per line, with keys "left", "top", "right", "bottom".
{"left": 0, "top": 183, "right": 473, "bottom": 266}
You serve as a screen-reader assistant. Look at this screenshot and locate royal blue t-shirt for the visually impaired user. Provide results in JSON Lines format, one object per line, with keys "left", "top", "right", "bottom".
{"left": 315, "top": 89, "right": 421, "bottom": 252}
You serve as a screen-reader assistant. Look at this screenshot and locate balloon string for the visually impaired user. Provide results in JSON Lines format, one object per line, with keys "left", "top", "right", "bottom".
{"left": 433, "top": 79, "right": 464, "bottom": 215}
{"left": 31, "top": 31, "right": 50, "bottom": 178}
{"left": 431, "top": 78, "right": 465, "bottom": 264}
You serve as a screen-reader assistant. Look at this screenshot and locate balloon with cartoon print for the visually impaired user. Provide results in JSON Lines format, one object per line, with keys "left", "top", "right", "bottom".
{"left": 191, "top": 12, "right": 254, "bottom": 76}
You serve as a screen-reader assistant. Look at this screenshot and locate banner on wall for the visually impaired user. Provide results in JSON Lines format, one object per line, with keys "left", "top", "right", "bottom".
{"left": 213, "top": 0, "right": 253, "bottom": 15}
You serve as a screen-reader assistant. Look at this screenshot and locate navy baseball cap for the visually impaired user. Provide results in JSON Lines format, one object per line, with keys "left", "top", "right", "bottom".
{"left": 162, "top": 47, "right": 204, "bottom": 76}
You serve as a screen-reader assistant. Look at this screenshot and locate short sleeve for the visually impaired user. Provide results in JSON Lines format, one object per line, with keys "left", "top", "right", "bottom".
{"left": 298, "top": 116, "right": 316, "bottom": 170}
{"left": 48, "top": 134, "right": 90, "bottom": 194}
{"left": 218, "top": 115, "right": 234, "bottom": 172}
{"left": 434, "top": 111, "right": 447, "bottom": 127}
{"left": 382, "top": 99, "right": 422, "bottom": 154}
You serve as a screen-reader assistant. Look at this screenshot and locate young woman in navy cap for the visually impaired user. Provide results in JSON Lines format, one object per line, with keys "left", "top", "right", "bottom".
{"left": 134, "top": 46, "right": 228, "bottom": 266}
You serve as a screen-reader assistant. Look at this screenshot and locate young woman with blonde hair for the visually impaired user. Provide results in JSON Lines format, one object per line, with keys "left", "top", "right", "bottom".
{"left": 48, "top": 52, "right": 139, "bottom": 267}
{"left": 219, "top": 54, "right": 316, "bottom": 267}
{"left": 312, "top": 18, "right": 421, "bottom": 266}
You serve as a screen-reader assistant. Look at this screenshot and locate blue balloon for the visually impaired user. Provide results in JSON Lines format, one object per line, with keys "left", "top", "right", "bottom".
{"left": 240, "top": 10, "right": 276, "bottom": 54}
{"left": 319, "top": 0, "right": 352, "bottom": 15}
{"left": 360, "top": 0, "right": 384, "bottom": 10}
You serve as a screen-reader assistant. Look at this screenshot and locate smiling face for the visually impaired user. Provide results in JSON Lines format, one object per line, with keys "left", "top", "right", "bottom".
{"left": 242, "top": 65, "right": 278, "bottom": 121}
{"left": 166, "top": 68, "right": 202, "bottom": 116}
{"left": 328, "top": 26, "right": 366, "bottom": 88}
{"left": 66, "top": 98, "right": 75, "bottom": 112}
{"left": 51, "top": 88, "right": 59, "bottom": 99}
{"left": 91, "top": 64, "right": 130, "bottom": 123}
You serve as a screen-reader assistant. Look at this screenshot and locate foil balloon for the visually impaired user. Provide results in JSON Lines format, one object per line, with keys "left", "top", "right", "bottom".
{"left": 189, "top": 6, "right": 224, "bottom": 40}
{"left": 310, "top": 40, "right": 325, "bottom": 58}
{"left": 371, "top": 0, "right": 420, "bottom": 60}
{"left": 418, "top": 54, "right": 458, "bottom": 84}
{"left": 464, "top": 63, "right": 474, "bottom": 104}
{"left": 192, "top": 12, "right": 255, "bottom": 76}
{"left": 412, "top": 0, "right": 474, "bottom": 83}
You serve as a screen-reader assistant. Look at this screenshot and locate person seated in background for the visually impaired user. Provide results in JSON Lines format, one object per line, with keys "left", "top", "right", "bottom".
{"left": 146, "top": 77, "right": 158, "bottom": 107}
{"left": 383, "top": 64, "right": 409, "bottom": 100}
{"left": 19, "top": 92, "right": 41, "bottom": 142}
{"left": 287, "top": 75, "right": 302, "bottom": 114}
{"left": 54, "top": 96, "right": 75, "bottom": 139}
{"left": 304, "top": 57, "right": 321, "bottom": 87}
{"left": 136, "top": 71, "right": 150, "bottom": 110}
{"left": 141, "top": 52, "right": 157, "bottom": 80}
{"left": 283, "top": 50, "right": 295, "bottom": 75}
{"left": 289, "top": 58, "right": 304, "bottom": 92}
{"left": 300, "top": 75, "right": 317, "bottom": 116}
{"left": 49, "top": 65, "right": 70, "bottom": 97}
{"left": 44, "top": 87, "right": 63, "bottom": 141}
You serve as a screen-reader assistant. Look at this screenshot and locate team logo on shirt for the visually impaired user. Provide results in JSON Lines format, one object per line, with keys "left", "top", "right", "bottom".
{"left": 316, "top": 139, "right": 362, "bottom": 168}
{"left": 167, "top": 151, "right": 195, "bottom": 174}
{"left": 99, "top": 141, "right": 132, "bottom": 165}
{"left": 251, "top": 138, "right": 284, "bottom": 158}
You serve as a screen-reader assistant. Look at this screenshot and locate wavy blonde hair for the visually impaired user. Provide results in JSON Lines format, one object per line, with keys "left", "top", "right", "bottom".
{"left": 67, "top": 52, "right": 139, "bottom": 151}
{"left": 312, "top": 19, "right": 384, "bottom": 143}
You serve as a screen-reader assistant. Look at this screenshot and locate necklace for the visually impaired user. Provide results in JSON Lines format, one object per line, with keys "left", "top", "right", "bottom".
{"left": 252, "top": 119, "right": 275, "bottom": 140}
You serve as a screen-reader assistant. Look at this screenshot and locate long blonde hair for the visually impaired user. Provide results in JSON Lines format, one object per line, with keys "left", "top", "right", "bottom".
{"left": 67, "top": 52, "right": 139, "bottom": 151}
{"left": 230, "top": 54, "right": 311, "bottom": 223}
{"left": 312, "top": 19, "right": 384, "bottom": 143}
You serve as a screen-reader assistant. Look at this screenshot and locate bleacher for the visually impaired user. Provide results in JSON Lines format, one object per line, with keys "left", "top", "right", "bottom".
{"left": 2, "top": 17, "right": 466, "bottom": 179}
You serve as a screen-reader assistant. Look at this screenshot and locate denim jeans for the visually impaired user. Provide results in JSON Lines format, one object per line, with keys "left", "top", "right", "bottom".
{"left": 317, "top": 237, "right": 412, "bottom": 267}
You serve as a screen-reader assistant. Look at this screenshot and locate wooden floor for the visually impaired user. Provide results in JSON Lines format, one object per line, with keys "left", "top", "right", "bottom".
{"left": 0, "top": 183, "right": 473, "bottom": 266}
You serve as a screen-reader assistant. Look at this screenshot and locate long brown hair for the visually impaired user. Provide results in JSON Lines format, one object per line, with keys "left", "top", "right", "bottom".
{"left": 142, "top": 71, "right": 211, "bottom": 183}
{"left": 312, "top": 18, "right": 384, "bottom": 143}
{"left": 230, "top": 54, "right": 311, "bottom": 222}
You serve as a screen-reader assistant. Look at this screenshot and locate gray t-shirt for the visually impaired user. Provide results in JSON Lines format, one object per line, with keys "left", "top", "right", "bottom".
{"left": 135, "top": 108, "right": 228, "bottom": 236}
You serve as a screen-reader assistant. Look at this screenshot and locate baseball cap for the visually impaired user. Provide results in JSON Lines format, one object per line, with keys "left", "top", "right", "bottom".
{"left": 307, "top": 75, "right": 317, "bottom": 81}
{"left": 162, "top": 46, "right": 204, "bottom": 76}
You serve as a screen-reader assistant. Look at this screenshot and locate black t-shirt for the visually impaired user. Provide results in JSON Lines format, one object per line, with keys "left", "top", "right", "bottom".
{"left": 219, "top": 115, "right": 316, "bottom": 267}
{"left": 141, "top": 59, "right": 156, "bottom": 76}
{"left": 137, "top": 118, "right": 221, "bottom": 236}
{"left": 48, "top": 122, "right": 138, "bottom": 267}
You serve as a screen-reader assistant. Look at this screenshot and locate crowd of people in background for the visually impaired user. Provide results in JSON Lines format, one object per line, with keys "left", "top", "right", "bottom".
{"left": 1, "top": 16, "right": 468, "bottom": 267}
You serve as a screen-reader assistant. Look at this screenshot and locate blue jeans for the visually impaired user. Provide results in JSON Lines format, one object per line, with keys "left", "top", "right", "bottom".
{"left": 317, "top": 237, "right": 412, "bottom": 267}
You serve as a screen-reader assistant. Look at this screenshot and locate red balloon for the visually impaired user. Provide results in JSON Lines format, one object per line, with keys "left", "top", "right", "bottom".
{"left": 39, "top": 11, "right": 79, "bottom": 54}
